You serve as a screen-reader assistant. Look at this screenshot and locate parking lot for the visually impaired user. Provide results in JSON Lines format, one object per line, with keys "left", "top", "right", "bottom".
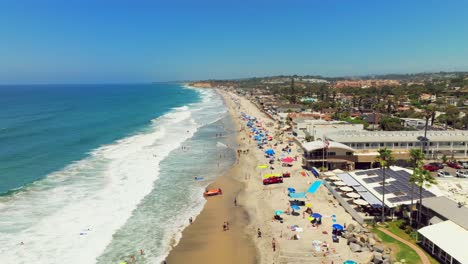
{"left": 431, "top": 166, "right": 461, "bottom": 178}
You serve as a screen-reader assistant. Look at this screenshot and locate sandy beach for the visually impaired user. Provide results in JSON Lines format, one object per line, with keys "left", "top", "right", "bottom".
{"left": 167, "top": 88, "right": 372, "bottom": 264}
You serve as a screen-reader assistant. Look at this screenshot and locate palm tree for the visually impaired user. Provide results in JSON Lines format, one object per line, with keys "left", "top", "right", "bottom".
{"left": 422, "top": 105, "right": 435, "bottom": 154}
{"left": 410, "top": 168, "right": 437, "bottom": 227}
{"left": 408, "top": 149, "right": 425, "bottom": 226}
{"left": 376, "top": 148, "right": 395, "bottom": 224}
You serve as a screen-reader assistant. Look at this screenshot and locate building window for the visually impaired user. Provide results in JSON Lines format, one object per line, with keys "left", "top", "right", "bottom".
{"left": 328, "top": 152, "right": 336, "bottom": 156}
{"left": 395, "top": 143, "right": 399, "bottom": 147}
{"left": 380, "top": 143, "right": 384, "bottom": 147}
{"left": 409, "top": 142, "right": 413, "bottom": 147}
{"left": 346, "top": 152, "right": 353, "bottom": 156}
{"left": 365, "top": 143, "right": 370, "bottom": 147}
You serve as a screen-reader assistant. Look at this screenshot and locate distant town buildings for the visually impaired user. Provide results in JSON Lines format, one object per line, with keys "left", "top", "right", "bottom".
{"left": 332, "top": 79, "right": 401, "bottom": 89}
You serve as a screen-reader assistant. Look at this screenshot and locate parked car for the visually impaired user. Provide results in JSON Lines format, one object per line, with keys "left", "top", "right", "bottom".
{"left": 423, "top": 164, "right": 439, "bottom": 171}
{"left": 429, "top": 162, "right": 444, "bottom": 169}
{"left": 456, "top": 170, "right": 468, "bottom": 178}
{"left": 263, "top": 176, "right": 283, "bottom": 185}
{"left": 447, "top": 162, "right": 462, "bottom": 169}
{"left": 437, "top": 171, "right": 453, "bottom": 178}
{"left": 459, "top": 161, "right": 468, "bottom": 169}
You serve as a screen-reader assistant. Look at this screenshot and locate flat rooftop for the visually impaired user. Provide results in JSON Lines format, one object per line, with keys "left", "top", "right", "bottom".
{"left": 327, "top": 130, "right": 468, "bottom": 142}
{"left": 422, "top": 196, "right": 468, "bottom": 230}
{"left": 419, "top": 220, "right": 468, "bottom": 263}
{"left": 338, "top": 166, "right": 442, "bottom": 208}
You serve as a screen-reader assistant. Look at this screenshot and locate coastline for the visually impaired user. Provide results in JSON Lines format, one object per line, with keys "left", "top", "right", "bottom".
{"left": 167, "top": 87, "right": 371, "bottom": 264}
{"left": 165, "top": 88, "right": 258, "bottom": 263}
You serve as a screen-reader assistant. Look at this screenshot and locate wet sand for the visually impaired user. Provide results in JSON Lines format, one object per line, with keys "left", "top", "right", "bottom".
{"left": 166, "top": 90, "right": 257, "bottom": 264}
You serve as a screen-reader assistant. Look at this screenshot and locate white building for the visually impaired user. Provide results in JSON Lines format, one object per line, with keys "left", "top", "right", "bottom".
{"left": 292, "top": 119, "right": 364, "bottom": 141}
{"left": 400, "top": 118, "right": 432, "bottom": 129}
{"left": 326, "top": 130, "right": 468, "bottom": 158}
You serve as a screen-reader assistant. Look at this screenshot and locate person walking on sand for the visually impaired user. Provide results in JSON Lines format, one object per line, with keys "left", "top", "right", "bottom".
{"left": 272, "top": 238, "right": 276, "bottom": 251}
{"left": 257, "top": 228, "right": 262, "bottom": 238}
{"left": 189, "top": 217, "right": 193, "bottom": 225}
{"left": 234, "top": 197, "right": 237, "bottom": 206}
{"left": 223, "top": 222, "right": 227, "bottom": 231}
{"left": 226, "top": 221, "right": 230, "bottom": 230}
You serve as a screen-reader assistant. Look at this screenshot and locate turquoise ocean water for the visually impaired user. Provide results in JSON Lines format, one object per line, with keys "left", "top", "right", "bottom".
{"left": 0, "top": 83, "right": 237, "bottom": 263}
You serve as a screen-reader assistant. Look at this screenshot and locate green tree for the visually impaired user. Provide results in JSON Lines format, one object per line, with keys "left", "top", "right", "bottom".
{"left": 380, "top": 116, "right": 405, "bottom": 131}
{"left": 422, "top": 105, "right": 435, "bottom": 153}
{"left": 409, "top": 168, "right": 437, "bottom": 227}
{"left": 441, "top": 154, "right": 448, "bottom": 164}
{"left": 446, "top": 105, "right": 460, "bottom": 127}
{"left": 290, "top": 77, "right": 296, "bottom": 104}
{"left": 376, "top": 148, "right": 395, "bottom": 223}
{"left": 408, "top": 149, "right": 425, "bottom": 227}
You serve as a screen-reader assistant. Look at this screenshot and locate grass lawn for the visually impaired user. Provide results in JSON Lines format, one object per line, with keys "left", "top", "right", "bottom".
{"left": 373, "top": 228, "right": 422, "bottom": 264}
{"left": 386, "top": 221, "right": 439, "bottom": 264}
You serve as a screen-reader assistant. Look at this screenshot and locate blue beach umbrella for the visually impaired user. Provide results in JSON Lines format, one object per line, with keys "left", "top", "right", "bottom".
{"left": 332, "top": 224, "right": 344, "bottom": 230}
{"left": 343, "top": 261, "right": 357, "bottom": 264}
{"left": 291, "top": 205, "right": 300, "bottom": 211}
{"left": 265, "top": 149, "right": 275, "bottom": 155}
{"left": 312, "top": 213, "right": 322, "bottom": 218}
{"left": 287, "top": 188, "right": 296, "bottom": 193}
{"left": 275, "top": 210, "right": 283, "bottom": 215}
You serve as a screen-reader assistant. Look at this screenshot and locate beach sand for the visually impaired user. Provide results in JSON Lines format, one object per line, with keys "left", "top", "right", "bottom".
{"left": 167, "top": 88, "right": 372, "bottom": 264}
{"left": 166, "top": 90, "right": 257, "bottom": 264}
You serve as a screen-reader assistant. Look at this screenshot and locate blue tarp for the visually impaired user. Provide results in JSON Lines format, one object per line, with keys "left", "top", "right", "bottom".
{"left": 287, "top": 188, "right": 296, "bottom": 193}
{"left": 289, "top": 192, "right": 307, "bottom": 198}
{"left": 307, "top": 180, "right": 323, "bottom": 194}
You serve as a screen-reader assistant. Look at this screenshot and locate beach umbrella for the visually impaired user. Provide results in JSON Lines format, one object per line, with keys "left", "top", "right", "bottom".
{"left": 258, "top": 164, "right": 269, "bottom": 169}
{"left": 281, "top": 157, "right": 294, "bottom": 163}
{"left": 332, "top": 224, "right": 344, "bottom": 230}
{"left": 354, "top": 199, "right": 369, "bottom": 206}
{"left": 306, "top": 203, "right": 312, "bottom": 208}
{"left": 312, "top": 213, "right": 322, "bottom": 218}
{"left": 275, "top": 210, "right": 283, "bottom": 215}
{"left": 343, "top": 261, "right": 357, "bottom": 264}
{"left": 291, "top": 205, "right": 300, "bottom": 211}
{"left": 333, "top": 181, "right": 347, "bottom": 186}
{"left": 346, "top": 192, "right": 361, "bottom": 199}
{"left": 287, "top": 187, "right": 296, "bottom": 193}
{"left": 308, "top": 216, "right": 315, "bottom": 221}
{"left": 339, "top": 186, "right": 354, "bottom": 192}
{"left": 328, "top": 176, "right": 341, "bottom": 181}
{"left": 265, "top": 149, "right": 275, "bottom": 155}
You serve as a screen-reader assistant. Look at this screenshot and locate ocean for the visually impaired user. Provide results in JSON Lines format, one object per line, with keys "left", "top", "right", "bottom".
{"left": 0, "top": 83, "right": 237, "bottom": 263}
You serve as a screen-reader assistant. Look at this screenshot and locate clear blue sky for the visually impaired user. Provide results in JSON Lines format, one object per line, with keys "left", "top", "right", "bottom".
{"left": 1, "top": 0, "right": 468, "bottom": 84}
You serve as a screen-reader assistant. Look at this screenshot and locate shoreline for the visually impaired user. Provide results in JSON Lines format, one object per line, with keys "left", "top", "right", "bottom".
{"left": 167, "top": 87, "right": 371, "bottom": 264}
{"left": 165, "top": 88, "right": 258, "bottom": 264}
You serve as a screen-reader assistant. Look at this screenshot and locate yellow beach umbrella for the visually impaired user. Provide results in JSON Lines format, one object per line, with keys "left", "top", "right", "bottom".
{"left": 306, "top": 203, "right": 312, "bottom": 208}
{"left": 308, "top": 216, "right": 315, "bottom": 221}
{"left": 258, "top": 165, "right": 269, "bottom": 169}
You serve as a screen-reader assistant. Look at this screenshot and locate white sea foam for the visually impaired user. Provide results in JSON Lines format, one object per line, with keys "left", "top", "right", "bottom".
{"left": 0, "top": 87, "right": 228, "bottom": 264}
